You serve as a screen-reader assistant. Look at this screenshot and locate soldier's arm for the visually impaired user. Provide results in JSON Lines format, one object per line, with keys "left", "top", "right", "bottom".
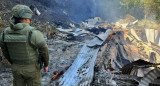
{"left": 31, "top": 30, "right": 49, "bottom": 67}
{"left": 0, "top": 31, "right": 12, "bottom": 64}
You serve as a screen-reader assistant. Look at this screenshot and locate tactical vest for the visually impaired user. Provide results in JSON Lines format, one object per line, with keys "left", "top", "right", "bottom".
{"left": 3, "top": 25, "right": 39, "bottom": 65}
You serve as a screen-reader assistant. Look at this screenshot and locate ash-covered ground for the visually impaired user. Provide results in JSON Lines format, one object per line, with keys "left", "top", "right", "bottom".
{"left": 0, "top": 29, "right": 94, "bottom": 86}
{"left": 0, "top": 41, "right": 82, "bottom": 86}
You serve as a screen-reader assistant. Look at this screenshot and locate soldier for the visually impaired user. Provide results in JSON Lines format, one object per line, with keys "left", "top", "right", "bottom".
{"left": 0, "top": 5, "right": 49, "bottom": 86}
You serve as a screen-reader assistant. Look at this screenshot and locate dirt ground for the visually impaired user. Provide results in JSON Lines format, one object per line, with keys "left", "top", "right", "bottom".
{"left": 0, "top": 34, "right": 93, "bottom": 86}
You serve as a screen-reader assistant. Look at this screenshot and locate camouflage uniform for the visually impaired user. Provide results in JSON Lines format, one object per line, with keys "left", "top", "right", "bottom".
{"left": 0, "top": 5, "right": 49, "bottom": 86}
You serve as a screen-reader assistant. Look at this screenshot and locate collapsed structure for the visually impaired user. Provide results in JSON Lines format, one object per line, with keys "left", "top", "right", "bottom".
{"left": 1, "top": 18, "right": 160, "bottom": 86}
{"left": 57, "top": 20, "right": 160, "bottom": 86}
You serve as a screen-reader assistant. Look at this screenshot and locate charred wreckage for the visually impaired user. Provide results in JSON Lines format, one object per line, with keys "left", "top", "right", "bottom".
{"left": 0, "top": 18, "right": 160, "bottom": 86}
{"left": 53, "top": 19, "right": 160, "bottom": 86}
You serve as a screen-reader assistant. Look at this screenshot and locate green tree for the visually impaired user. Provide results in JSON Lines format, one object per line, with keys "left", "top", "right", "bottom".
{"left": 120, "top": 0, "right": 144, "bottom": 19}
{"left": 120, "top": 0, "right": 160, "bottom": 21}
{"left": 141, "top": 0, "right": 160, "bottom": 21}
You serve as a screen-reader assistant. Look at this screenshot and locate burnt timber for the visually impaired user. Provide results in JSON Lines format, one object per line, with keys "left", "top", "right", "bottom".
{"left": 58, "top": 24, "right": 160, "bottom": 86}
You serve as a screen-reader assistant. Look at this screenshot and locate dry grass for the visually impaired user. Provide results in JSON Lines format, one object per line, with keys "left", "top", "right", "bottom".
{"left": 32, "top": 20, "right": 58, "bottom": 39}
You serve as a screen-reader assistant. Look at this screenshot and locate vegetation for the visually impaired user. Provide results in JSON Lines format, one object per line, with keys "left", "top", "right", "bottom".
{"left": 119, "top": 0, "right": 144, "bottom": 19}
{"left": 32, "top": 19, "right": 57, "bottom": 39}
{"left": 116, "top": 0, "right": 160, "bottom": 29}
{"left": 120, "top": 0, "right": 160, "bottom": 21}
{"left": 0, "top": 1, "right": 11, "bottom": 33}
{"left": 138, "top": 20, "right": 160, "bottom": 29}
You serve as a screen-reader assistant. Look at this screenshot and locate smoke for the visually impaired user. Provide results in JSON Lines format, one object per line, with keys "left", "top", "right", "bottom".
{"left": 52, "top": 0, "right": 121, "bottom": 23}
{"left": 95, "top": 0, "right": 121, "bottom": 22}
{"left": 62, "top": 0, "right": 97, "bottom": 22}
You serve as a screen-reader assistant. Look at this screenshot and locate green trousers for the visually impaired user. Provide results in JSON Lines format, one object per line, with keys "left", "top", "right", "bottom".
{"left": 12, "top": 64, "right": 41, "bottom": 86}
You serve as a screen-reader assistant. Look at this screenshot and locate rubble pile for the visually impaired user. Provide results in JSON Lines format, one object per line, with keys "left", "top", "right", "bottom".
{"left": 94, "top": 25, "right": 160, "bottom": 86}
{"left": 56, "top": 19, "right": 160, "bottom": 86}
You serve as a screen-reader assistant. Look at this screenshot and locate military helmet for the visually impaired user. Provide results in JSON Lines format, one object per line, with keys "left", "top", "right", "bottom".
{"left": 11, "top": 5, "right": 33, "bottom": 19}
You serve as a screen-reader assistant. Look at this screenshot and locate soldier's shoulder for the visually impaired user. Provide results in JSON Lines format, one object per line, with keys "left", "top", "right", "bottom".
{"left": 30, "top": 29, "right": 45, "bottom": 42}
{"left": 31, "top": 29, "right": 43, "bottom": 36}
{"left": 3, "top": 27, "right": 11, "bottom": 32}
{"left": 32, "top": 29, "right": 41, "bottom": 33}
{"left": 27, "top": 26, "right": 41, "bottom": 31}
{"left": 25, "top": 25, "right": 35, "bottom": 31}
{"left": 27, "top": 26, "right": 43, "bottom": 37}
